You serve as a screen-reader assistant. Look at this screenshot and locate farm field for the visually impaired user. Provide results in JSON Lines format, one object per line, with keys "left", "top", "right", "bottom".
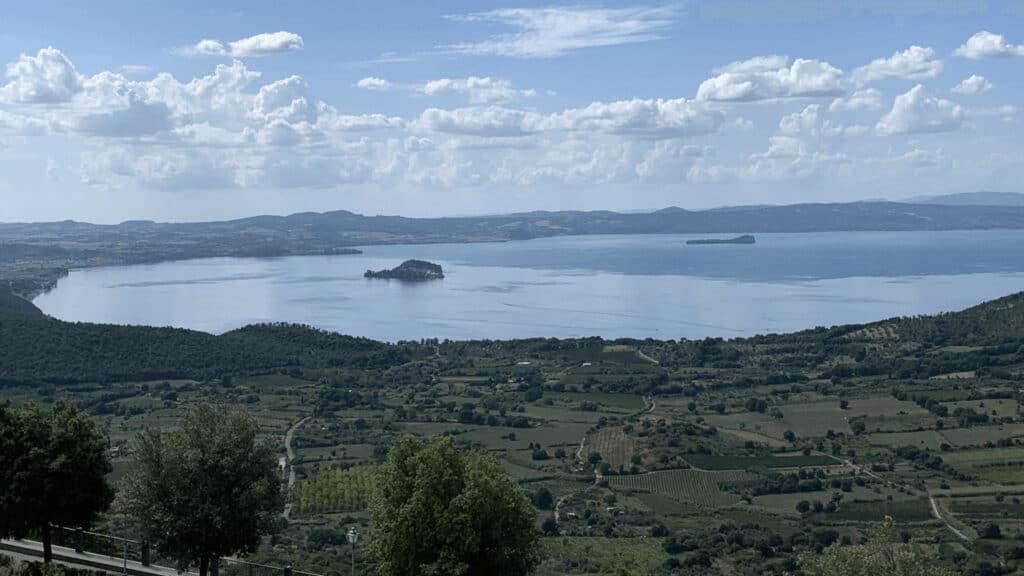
{"left": 608, "top": 469, "right": 756, "bottom": 508}
{"left": 589, "top": 426, "right": 637, "bottom": 469}
{"left": 683, "top": 453, "right": 836, "bottom": 470}
{"left": 969, "top": 465, "right": 1024, "bottom": 484}
{"left": 939, "top": 423, "right": 1024, "bottom": 447}
{"left": 942, "top": 446, "right": 1024, "bottom": 467}
{"left": 827, "top": 498, "right": 935, "bottom": 523}
{"left": 751, "top": 484, "right": 914, "bottom": 516}
{"left": 697, "top": 396, "right": 928, "bottom": 440}
{"left": 866, "top": 430, "right": 948, "bottom": 450}
{"left": 5, "top": 288, "right": 1024, "bottom": 574}
{"left": 944, "top": 399, "right": 1020, "bottom": 419}
{"left": 866, "top": 423, "right": 1024, "bottom": 450}
{"left": 545, "top": 392, "right": 646, "bottom": 412}
{"left": 459, "top": 422, "right": 591, "bottom": 451}
{"left": 294, "top": 466, "right": 377, "bottom": 514}
{"left": 538, "top": 536, "right": 668, "bottom": 575}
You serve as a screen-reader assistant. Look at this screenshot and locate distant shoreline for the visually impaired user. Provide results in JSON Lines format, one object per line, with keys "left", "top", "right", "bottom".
{"left": 24, "top": 227, "right": 1024, "bottom": 302}
{"left": 7, "top": 199, "right": 1024, "bottom": 298}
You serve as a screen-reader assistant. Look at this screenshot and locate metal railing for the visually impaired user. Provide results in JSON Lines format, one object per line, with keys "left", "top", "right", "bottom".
{"left": 52, "top": 527, "right": 150, "bottom": 566}
{"left": 43, "top": 526, "right": 325, "bottom": 576}
{"left": 219, "top": 558, "right": 285, "bottom": 576}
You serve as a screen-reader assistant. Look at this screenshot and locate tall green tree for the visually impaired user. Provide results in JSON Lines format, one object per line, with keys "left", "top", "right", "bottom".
{"left": 0, "top": 401, "right": 113, "bottom": 563}
{"left": 120, "top": 404, "right": 283, "bottom": 576}
{"left": 369, "top": 435, "right": 541, "bottom": 576}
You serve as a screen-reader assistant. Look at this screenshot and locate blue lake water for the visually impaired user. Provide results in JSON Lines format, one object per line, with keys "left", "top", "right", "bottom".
{"left": 32, "top": 231, "right": 1024, "bottom": 341}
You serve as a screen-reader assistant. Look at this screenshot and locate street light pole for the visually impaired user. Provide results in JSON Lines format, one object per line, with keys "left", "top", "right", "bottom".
{"left": 346, "top": 527, "right": 358, "bottom": 576}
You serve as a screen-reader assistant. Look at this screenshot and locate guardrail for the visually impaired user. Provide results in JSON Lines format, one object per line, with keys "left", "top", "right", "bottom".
{"left": 4, "top": 526, "right": 325, "bottom": 576}
{"left": 51, "top": 527, "right": 154, "bottom": 567}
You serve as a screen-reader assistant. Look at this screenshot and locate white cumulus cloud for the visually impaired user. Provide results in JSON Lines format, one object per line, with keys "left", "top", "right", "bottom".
{"left": 829, "top": 88, "right": 882, "bottom": 112}
{"left": 356, "top": 77, "right": 393, "bottom": 91}
{"left": 421, "top": 76, "right": 535, "bottom": 104}
{"left": 319, "top": 111, "right": 403, "bottom": 131}
{"left": 876, "top": 84, "right": 963, "bottom": 135}
{"left": 552, "top": 97, "right": 724, "bottom": 138}
{"left": 737, "top": 104, "right": 848, "bottom": 181}
{"left": 952, "top": 74, "right": 992, "bottom": 95}
{"left": 412, "top": 97, "right": 724, "bottom": 140}
{"left": 183, "top": 32, "right": 304, "bottom": 58}
{"left": 955, "top": 31, "right": 1024, "bottom": 59}
{"left": 76, "top": 94, "right": 174, "bottom": 137}
{"left": 415, "top": 106, "right": 542, "bottom": 137}
{"left": 252, "top": 75, "right": 317, "bottom": 124}
{"left": 229, "top": 31, "right": 304, "bottom": 57}
{"left": 851, "top": 45, "right": 943, "bottom": 84}
{"left": 5, "top": 43, "right": 1021, "bottom": 204}
{"left": 188, "top": 39, "right": 228, "bottom": 57}
{"left": 696, "top": 56, "right": 845, "bottom": 102}
{"left": 0, "top": 109, "right": 59, "bottom": 134}
{"left": 1, "top": 47, "right": 83, "bottom": 103}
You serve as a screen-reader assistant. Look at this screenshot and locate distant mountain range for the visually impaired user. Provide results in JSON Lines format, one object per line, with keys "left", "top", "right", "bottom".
{"left": 906, "top": 191, "right": 1024, "bottom": 207}
{"left": 5, "top": 197, "right": 1024, "bottom": 297}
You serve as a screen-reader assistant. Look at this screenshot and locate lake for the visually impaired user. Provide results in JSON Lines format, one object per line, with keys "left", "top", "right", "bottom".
{"left": 32, "top": 231, "right": 1024, "bottom": 342}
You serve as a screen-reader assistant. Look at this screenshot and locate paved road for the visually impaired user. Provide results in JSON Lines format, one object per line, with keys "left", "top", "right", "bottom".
{"left": 285, "top": 416, "right": 310, "bottom": 465}
{"left": 282, "top": 416, "right": 311, "bottom": 519}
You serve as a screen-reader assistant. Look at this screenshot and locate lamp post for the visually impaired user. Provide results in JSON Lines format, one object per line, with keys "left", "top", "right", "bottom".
{"left": 346, "top": 527, "right": 358, "bottom": 576}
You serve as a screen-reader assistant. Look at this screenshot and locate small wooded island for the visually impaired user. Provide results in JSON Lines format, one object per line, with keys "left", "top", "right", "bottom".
{"left": 686, "top": 234, "right": 756, "bottom": 245}
{"left": 364, "top": 259, "right": 445, "bottom": 281}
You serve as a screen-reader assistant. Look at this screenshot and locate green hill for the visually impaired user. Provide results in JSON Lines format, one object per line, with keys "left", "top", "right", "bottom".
{"left": 0, "top": 290, "right": 44, "bottom": 318}
{"left": 891, "top": 291, "right": 1024, "bottom": 346}
{"left": 0, "top": 289, "right": 412, "bottom": 386}
{"left": 3, "top": 285, "right": 1023, "bottom": 387}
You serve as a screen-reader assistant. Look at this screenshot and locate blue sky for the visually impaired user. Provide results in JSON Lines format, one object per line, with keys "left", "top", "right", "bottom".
{"left": 1, "top": 0, "right": 1023, "bottom": 222}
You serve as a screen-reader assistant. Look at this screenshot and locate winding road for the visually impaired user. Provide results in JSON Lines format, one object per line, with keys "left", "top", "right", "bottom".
{"left": 282, "top": 416, "right": 311, "bottom": 519}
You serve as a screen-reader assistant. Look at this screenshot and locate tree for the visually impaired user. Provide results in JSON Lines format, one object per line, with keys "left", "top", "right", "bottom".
{"left": 533, "top": 487, "right": 554, "bottom": 510}
{"left": 541, "top": 516, "right": 559, "bottom": 536}
{"left": 850, "top": 419, "right": 867, "bottom": 435}
{"left": 0, "top": 401, "right": 113, "bottom": 563}
{"left": 980, "top": 523, "right": 1002, "bottom": 539}
{"left": 369, "top": 435, "right": 541, "bottom": 576}
{"left": 120, "top": 404, "right": 283, "bottom": 576}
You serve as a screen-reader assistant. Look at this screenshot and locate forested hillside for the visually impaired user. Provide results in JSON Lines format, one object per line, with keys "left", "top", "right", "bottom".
{"left": 0, "top": 291, "right": 415, "bottom": 385}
